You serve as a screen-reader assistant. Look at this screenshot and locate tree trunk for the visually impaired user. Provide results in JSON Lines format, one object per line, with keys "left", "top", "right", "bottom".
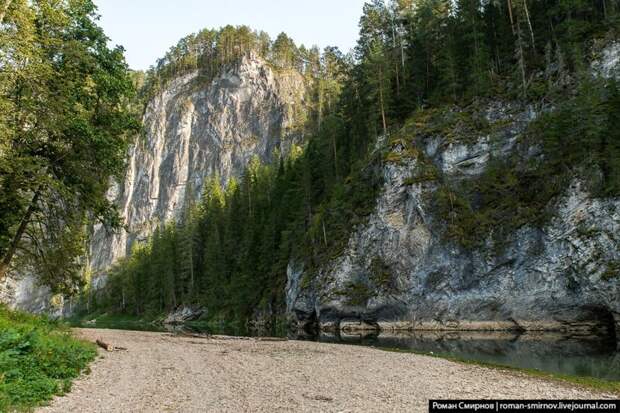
{"left": 331, "top": 133, "right": 338, "bottom": 177}
{"left": 96, "top": 339, "right": 113, "bottom": 351}
{"left": 0, "top": 191, "right": 40, "bottom": 281}
{"left": 395, "top": 62, "right": 401, "bottom": 97}
{"left": 378, "top": 67, "right": 388, "bottom": 137}
{"left": 507, "top": 0, "right": 516, "bottom": 35}
{"left": 322, "top": 221, "right": 328, "bottom": 247}
{"left": 492, "top": 17, "right": 502, "bottom": 72}
{"left": 516, "top": 23, "right": 528, "bottom": 98}
{"left": 522, "top": 0, "right": 536, "bottom": 49}
{"left": 318, "top": 81, "right": 323, "bottom": 131}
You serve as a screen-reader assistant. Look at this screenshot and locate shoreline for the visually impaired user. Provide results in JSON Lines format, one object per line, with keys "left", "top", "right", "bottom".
{"left": 377, "top": 347, "right": 620, "bottom": 396}
{"left": 38, "top": 328, "right": 618, "bottom": 413}
{"left": 307, "top": 318, "right": 619, "bottom": 336}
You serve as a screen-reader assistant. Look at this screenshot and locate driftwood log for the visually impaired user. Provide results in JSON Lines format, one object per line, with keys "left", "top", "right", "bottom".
{"left": 255, "top": 337, "right": 288, "bottom": 342}
{"left": 96, "top": 339, "right": 113, "bottom": 351}
{"left": 96, "top": 339, "right": 127, "bottom": 351}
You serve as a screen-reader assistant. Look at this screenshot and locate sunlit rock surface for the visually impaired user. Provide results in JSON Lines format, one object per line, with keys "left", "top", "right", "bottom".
{"left": 2, "top": 53, "right": 306, "bottom": 311}
{"left": 89, "top": 53, "right": 306, "bottom": 278}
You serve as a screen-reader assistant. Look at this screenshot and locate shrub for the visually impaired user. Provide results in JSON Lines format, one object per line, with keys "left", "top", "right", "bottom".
{"left": 0, "top": 306, "right": 96, "bottom": 411}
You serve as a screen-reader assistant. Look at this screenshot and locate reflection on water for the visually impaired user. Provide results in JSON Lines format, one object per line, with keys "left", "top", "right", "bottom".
{"left": 74, "top": 318, "right": 284, "bottom": 337}
{"left": 302, "top": 330, "right": 620, "bottom": 381}
{"left": 77, "top": 318, "right": 619, "bottom": 382}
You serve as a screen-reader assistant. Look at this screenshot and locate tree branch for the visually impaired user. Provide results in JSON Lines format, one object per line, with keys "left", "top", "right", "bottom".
{"left": 0, "top": 0, "right": 13, "bottom": 24}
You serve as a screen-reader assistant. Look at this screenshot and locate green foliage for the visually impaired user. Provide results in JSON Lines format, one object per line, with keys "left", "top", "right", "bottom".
{"left": 139, "top": 26, "right": 313, "bottom": 105}
{"left": 407, "top": 160, "right": 439, "bottom": 185}
{"left": 602, "top": 261, "right": 620, "bottom": 281}
{"left": 433, "top": 78, "right": 620, "bottom": 249}
{"left": 531, "top": 78, "right": 620, "bottom": 197}
{"left": 86, "top": 137, "right": 383, "bottom": 323}
{"left": 0, "top": 0, "right": 139, "bottom": 291}
{"left": 401, "top": 105, "right": 493, "bottom": 145}
{"left": 369, "top": 257, "right": 396, "bottom": 293}
{"left": 0, "top": 306, "right": 96, "bottom": 412}
{"left": 433, "top": 158, "right": 557, "bottom": 249}
{"left": 334, "top": 280, "right": 374, "bottom": 307}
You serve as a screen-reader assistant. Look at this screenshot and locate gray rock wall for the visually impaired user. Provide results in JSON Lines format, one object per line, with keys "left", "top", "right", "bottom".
{"left": 2, "top": 52, "right": 307, "bottom": 311}
{"left": 89, "top": 52, "right": 306, "bottom": 277}
{"left": 287, "top": 101, "right": 620, "bottom": 338}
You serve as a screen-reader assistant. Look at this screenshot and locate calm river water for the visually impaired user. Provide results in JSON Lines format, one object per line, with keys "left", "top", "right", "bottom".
{"left": 305, "top": 330, "right": 620, "bottom": 381}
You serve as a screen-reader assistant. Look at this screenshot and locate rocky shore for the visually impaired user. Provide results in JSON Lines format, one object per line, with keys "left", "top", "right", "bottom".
{"left": 40, "top": 329, "right": 616, "bottom": 413}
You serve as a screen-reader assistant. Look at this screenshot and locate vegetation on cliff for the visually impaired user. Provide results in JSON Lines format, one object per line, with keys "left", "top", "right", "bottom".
{"left": 81, "top": 0, "right": 620, "bottom": 323}
{"left": 434, "top": 78, "right": 620, "bottom": 249}
{"left": 0, "top": 306, "right": 96, "bottom": 411}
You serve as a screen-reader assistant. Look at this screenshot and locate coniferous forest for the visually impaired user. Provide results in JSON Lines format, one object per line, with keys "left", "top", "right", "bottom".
{"left": 81, "top": 0, "right": 620, "bottom": 324}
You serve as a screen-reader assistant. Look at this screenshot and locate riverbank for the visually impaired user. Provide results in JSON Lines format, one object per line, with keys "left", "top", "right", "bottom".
{"left": 0, "top": 307, "right": 96, "bottom": 412}
{"left": 39, "top": 328, "right": 617, "bottom": 412}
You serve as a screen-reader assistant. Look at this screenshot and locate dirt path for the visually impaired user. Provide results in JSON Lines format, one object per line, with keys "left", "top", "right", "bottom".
{"left": 39, "top": 328, "right": 615, "bottom": 412}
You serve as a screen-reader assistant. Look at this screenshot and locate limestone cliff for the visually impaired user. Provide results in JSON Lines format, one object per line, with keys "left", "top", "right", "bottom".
{"left": 2, "top": 52, "right": 307, "bottom": 311}
{"left": 287, "top": 44, "right": 620, "bottom": 338}
{"left": 89, "top": 52, "right": 306, "bottom": 277}
{"left": 287, "top": 115, "right": 620, "bottom": 335}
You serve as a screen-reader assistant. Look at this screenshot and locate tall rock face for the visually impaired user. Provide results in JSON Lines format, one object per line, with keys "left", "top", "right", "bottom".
{"left": 287, "top": 43, "right": 620, "bottom": 338}
{"left": 2, "top": 52, "right": 307, "bottom": 312}
{"left": 89, "top": 53, "right": 306, "bottom": 276}
{"left": 287, "top": 101, "right": 620, "bottom": 338}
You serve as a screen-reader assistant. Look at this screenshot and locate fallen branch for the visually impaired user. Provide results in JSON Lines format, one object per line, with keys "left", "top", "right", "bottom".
{"left": 96, "top": 339, "right": 113, "bottom": 351}
{"left": 211, "top": 335, "right": 251, "bottom": 341}
{"left": 211, "top": 335, "right": 288, "bottom": 342}
{"left": 183, "top": 333, "right": 211, "bottom": 340}
{"left": 96, "top": 339, "right": 127, "bottom": 351}
{"left": 173, "top": 332, "right": 212, "bottom": 339}
{"left": 168, "top": 333, "right": 287, "bottom": 342}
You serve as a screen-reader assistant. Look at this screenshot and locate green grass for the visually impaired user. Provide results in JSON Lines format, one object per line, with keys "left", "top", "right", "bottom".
{"left": 378, "top": 347, "right": 620, "bottom": 395}
{"left": 0, "top": 305, "right": 96, "bottom": 412}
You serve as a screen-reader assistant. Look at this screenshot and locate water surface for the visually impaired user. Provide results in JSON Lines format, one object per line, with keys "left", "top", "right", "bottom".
{"left": 307, "top": 330, "right": 620, "bottom": 381}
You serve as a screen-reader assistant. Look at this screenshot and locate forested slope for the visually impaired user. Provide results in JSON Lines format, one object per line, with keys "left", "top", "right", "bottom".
{"left": 84, "top": 0, "right": 619, "bottom": 334}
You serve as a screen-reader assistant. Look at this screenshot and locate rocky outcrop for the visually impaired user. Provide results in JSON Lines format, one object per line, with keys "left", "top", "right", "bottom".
{"left": 163, "top": 306, "right": 207, "bottom": 325}
{"left": 0, "top": 273, "right": 64, "bottom": 316}
{"left": 287, "top": 101, "right": 620, "bottom": 338}
{"left": 288, "top": 43, "right": 620, "bottom": 339}
{"left": 592, "top": 41, "right": 620, "bottom": 80}
{"left": 88, "top": 52, "right": 306, "bottom": 277}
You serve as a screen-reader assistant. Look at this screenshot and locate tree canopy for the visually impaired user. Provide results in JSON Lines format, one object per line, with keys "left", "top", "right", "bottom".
{"left": 0, "top": 0, "right": 138, "bottom": 293}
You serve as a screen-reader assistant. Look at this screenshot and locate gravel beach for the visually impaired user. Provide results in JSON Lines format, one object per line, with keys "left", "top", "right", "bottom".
{"left": 38, "top": 328, "right": 616, "bottom": 412}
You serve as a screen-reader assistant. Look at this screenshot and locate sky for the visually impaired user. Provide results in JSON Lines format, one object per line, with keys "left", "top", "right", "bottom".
{"left": 93, "top": 0, "right": 368, "bottom": 71}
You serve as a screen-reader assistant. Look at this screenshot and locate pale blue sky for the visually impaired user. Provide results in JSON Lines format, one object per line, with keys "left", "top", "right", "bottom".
{"left": 93, "top": 0, "right": 368, "bottom": 71}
